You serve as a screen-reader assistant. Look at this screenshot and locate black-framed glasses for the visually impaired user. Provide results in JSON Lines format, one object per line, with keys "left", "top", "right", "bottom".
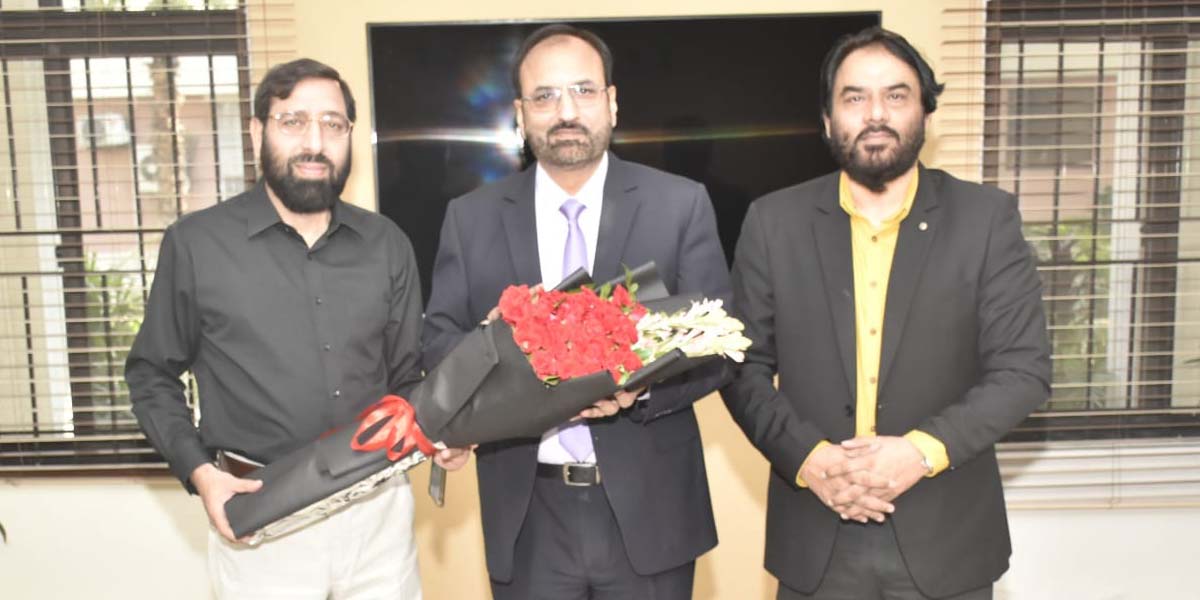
{"left": 520, "top": 83, "right": 608, "bottom": 112}
{"left": 267, "top": 111, "right": 353, "bottom": 138}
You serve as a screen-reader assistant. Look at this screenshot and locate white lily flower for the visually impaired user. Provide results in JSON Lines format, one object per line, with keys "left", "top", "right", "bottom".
{"left": 633, "top": 298, "right": 751, "bottom": 363}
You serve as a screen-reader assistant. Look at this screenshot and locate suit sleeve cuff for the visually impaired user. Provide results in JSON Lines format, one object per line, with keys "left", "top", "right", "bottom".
{"left": 795, "top": 440, "right": 832, "bottom": 488}
{"left": 904, "top": 430, "right": 950, "bottom": 477}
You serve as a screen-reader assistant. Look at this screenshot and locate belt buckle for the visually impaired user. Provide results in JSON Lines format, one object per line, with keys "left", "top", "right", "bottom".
{"left": 562, "top": 462, "right": 598, "bottom": 486}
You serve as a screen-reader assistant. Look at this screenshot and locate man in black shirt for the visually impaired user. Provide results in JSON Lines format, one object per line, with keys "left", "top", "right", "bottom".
{"left": 126, "top": 58, "right": 450, "bottom": 598}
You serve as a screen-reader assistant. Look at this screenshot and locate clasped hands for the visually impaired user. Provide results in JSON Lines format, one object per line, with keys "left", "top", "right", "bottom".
{"left": 800, "top": 436, "right": 930, "bottom": 524}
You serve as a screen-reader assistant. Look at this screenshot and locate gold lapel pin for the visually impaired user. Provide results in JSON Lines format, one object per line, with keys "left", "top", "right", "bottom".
{"left": 918, "top": 221, "right": 928, "bottom": 231}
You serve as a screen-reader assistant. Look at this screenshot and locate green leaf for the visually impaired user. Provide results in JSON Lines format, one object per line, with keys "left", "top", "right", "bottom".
{"left": 598, "top": 282, "right": 613, "bottom": 299}
{"left": 621, "top": 265, "right": 638, "bottom": 300}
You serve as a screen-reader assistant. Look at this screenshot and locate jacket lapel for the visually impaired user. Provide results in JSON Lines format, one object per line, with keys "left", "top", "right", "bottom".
{"left": 878, "top": 166, "right": 941, "bottom": 390}
{"left": 592, "top": 154, "right": 642, "bottom": 282}
{"left": 812, "top": 176, "right": 858, "bottom": 403}
{"left": 500, "top": 168, "right": 543, "bottom": 285}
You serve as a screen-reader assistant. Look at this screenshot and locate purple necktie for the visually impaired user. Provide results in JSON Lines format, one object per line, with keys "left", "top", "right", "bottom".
{"left": 557, "top": 198, "right": 593, "bottom": 462}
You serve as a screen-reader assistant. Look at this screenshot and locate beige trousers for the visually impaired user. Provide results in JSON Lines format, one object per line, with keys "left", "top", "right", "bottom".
{"left": 208, "top": 475, "right": 421, "bottom": 599}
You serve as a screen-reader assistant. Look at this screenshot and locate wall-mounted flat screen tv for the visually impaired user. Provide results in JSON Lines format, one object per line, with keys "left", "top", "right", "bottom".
{"left": 368, "top": 13, "right": 880, "bottom": 301}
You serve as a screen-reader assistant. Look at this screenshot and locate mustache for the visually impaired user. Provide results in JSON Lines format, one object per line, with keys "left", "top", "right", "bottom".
{"left": 856, "top": 126, "right": 900, "bottom": 143}
{"left": 288, "top": 153, "right": 335, "bottom": 169}
{"left": 548, "top": 122, "right": 591, "bottom": 136}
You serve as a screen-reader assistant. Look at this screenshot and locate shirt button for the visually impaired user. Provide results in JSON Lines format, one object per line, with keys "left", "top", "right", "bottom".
{"left": 869, "top": 328, "right": 877, "bottom": 336}
{"left": 322, "top": 344, "right": 331, "bottom": 351}
{"left": 871, "top": 235, "right": 878, "bottom": 243}
{"left": 315, "top": 297, "right": 323, "bottom": 305}
{"left": 870, "top": 425, "right": 877, "bottom": 433}
{"left": 869, "top": 281, "right": 877, "bottom": 288}
{"left": 333, "top": 389, "right": 341, "bottom": 398}
{"left": 869, "top": 376, "right": 877, "bottom": 384}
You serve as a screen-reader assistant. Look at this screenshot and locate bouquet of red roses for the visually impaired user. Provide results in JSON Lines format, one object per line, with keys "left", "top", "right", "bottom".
{"left": 225, "top": 262, "right": 747, "bottom": 543}
{"left": 499, "top": 283, "right": 645, "bottom": 385}
{"left": 498, "top": 270, "right": 749, "bottom": 388}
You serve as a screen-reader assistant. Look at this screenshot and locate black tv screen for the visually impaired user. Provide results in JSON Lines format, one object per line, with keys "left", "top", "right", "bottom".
{"left": 368, "top": 13, "right": 880, "bottom": 301}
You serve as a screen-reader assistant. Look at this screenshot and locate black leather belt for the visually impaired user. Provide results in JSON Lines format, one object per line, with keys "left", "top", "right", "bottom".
{"left": 536, "top": 462, "right": 601, "bottom": 486}
{"left": 215, "top": 450, "right": 263, "bottom": 479}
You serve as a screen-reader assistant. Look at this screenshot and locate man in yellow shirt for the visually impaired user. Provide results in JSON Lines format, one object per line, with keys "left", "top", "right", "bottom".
{"left": 721, "top": 27, "right": 1050, "bottom": 599}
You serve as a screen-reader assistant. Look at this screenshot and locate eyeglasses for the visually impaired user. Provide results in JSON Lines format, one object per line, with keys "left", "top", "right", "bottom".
{"left": 267, "top": 111, "right": 353, "bottom": 138}
{"left": 520, "top": 83, "right": 608, "bottom": 112}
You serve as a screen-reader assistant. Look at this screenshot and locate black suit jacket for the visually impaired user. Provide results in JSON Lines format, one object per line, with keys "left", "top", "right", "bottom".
{"left": 422, "top": 153, "right": 731, "bottom": 581}
{"left": 720, "top": 166, "right": 1051, "bottom": 598}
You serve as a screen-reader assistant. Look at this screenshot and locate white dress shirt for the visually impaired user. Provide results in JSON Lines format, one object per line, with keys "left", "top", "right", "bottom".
{"left": 533, "top": 153, "right": 607, "bottom": 465}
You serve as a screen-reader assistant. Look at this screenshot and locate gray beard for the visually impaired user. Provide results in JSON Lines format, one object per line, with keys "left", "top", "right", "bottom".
{"left": 529, "top": 123, "right": 609, "bottom": 169}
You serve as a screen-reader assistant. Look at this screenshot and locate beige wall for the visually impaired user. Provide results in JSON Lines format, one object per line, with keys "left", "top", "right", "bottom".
{"left": 4, "top": 469, "right": 1198, "bottom": 600}
{"left": 282, "top": 1, "right": 967, "bottom": 598}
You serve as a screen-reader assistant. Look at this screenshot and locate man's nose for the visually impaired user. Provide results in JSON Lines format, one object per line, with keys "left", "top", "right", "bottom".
{"left": 300, "top": 119, "right": 324, "bottom": 153}
{"left": 867, "top": 96, "right": 888, "bottom": 123}
{"left": 556, "top": 90, "right": 580, "bottom": 121}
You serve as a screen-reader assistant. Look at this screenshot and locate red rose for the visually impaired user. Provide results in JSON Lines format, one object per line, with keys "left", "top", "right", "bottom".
{"left": 611, "top": 284, "right": 640, "bottom": 312}
{"left": 629, "top": 304, "right": 648, "bottom": 321}
{"left": 498, "top": 285, "right": 530, "bottom": 322}
{"left": 529, "top": 349, "right": 559, "bottom": 380}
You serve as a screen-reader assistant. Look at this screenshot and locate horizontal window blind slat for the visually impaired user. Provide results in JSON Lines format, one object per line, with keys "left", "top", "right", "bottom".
{"left": 0, "top": 0, "right": 288, "bottom": 473}
{"left": 998, "top": 439, "right": 1200, "bottom": 507}
{"left": 934, "top": 0, "right": 1200, "bottom": 445}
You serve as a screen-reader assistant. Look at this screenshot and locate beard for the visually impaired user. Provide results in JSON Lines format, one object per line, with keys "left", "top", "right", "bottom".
{"left": 526, "top": 120, "right": 611, "bottom": 169}
{"left": 826, "top": 120, "right": 924, "bottom": 193}
{"left": 260, "top": 138, "right": 351, "bottom": 214}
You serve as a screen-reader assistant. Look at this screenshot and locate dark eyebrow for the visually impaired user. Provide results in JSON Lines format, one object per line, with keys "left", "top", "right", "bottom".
{"left": 840, "top": 83, "right": 912, "bottom": 96}
{"left": 533, "top": 79, "right": 599, "bottom": 91}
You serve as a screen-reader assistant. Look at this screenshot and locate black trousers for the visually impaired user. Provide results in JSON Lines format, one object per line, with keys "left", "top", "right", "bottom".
{"left": 778, "top": 521, "right": 993, "bottom": 600}
{"left": 490, "top": 473, "right": 695, "bottom": 600}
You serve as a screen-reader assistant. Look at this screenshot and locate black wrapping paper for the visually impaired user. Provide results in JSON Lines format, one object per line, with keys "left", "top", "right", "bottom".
{"left": 225, "top": 262, "right": 715, "bottom": 538}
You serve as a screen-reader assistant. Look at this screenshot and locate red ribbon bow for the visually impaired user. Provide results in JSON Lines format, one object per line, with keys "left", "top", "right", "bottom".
{"left": 350, "top": 395, "right": 436, "bottom": 461}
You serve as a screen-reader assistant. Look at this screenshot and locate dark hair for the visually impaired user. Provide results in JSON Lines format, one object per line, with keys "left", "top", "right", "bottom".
{"left": 819, "top": 26, "right": 944, "bottom": 117}
{"left": 510, "top": 23, "right": 614, "bottom": 98}
{"left": 253, "top": 58, "right": 356, "bottom": 124}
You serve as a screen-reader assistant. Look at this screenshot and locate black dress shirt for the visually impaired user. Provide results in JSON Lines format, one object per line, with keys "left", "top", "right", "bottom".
{"left": 126, "top": 181, "right": 424, "bottom": 488}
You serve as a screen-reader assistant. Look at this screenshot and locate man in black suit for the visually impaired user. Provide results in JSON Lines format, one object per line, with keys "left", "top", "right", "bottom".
{"left": 720, "top": 27, "right": 1051, "bottom": 599}
{"left": 421, "top": 24, "right": 730, "bottom": 600}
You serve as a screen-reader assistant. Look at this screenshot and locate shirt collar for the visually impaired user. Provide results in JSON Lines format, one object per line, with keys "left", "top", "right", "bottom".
{"left": 838, "top": 167, "right": 919, "bottom": 228}
{"left": 330, "top": 200, "right": 366, "bottom": 237}
{"left": 244, "top": 180, "right": 281, "bottom": 238}
{"left": 244, "top": 179, "right": 360, "bottom": 239}
{"left": 534, "top": 152, "right": 609, "bottom": 213}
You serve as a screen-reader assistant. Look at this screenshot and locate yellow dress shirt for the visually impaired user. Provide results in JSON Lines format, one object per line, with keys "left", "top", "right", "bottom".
{"left": 796, "top": 170, "right": 949, "bottom": 487}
